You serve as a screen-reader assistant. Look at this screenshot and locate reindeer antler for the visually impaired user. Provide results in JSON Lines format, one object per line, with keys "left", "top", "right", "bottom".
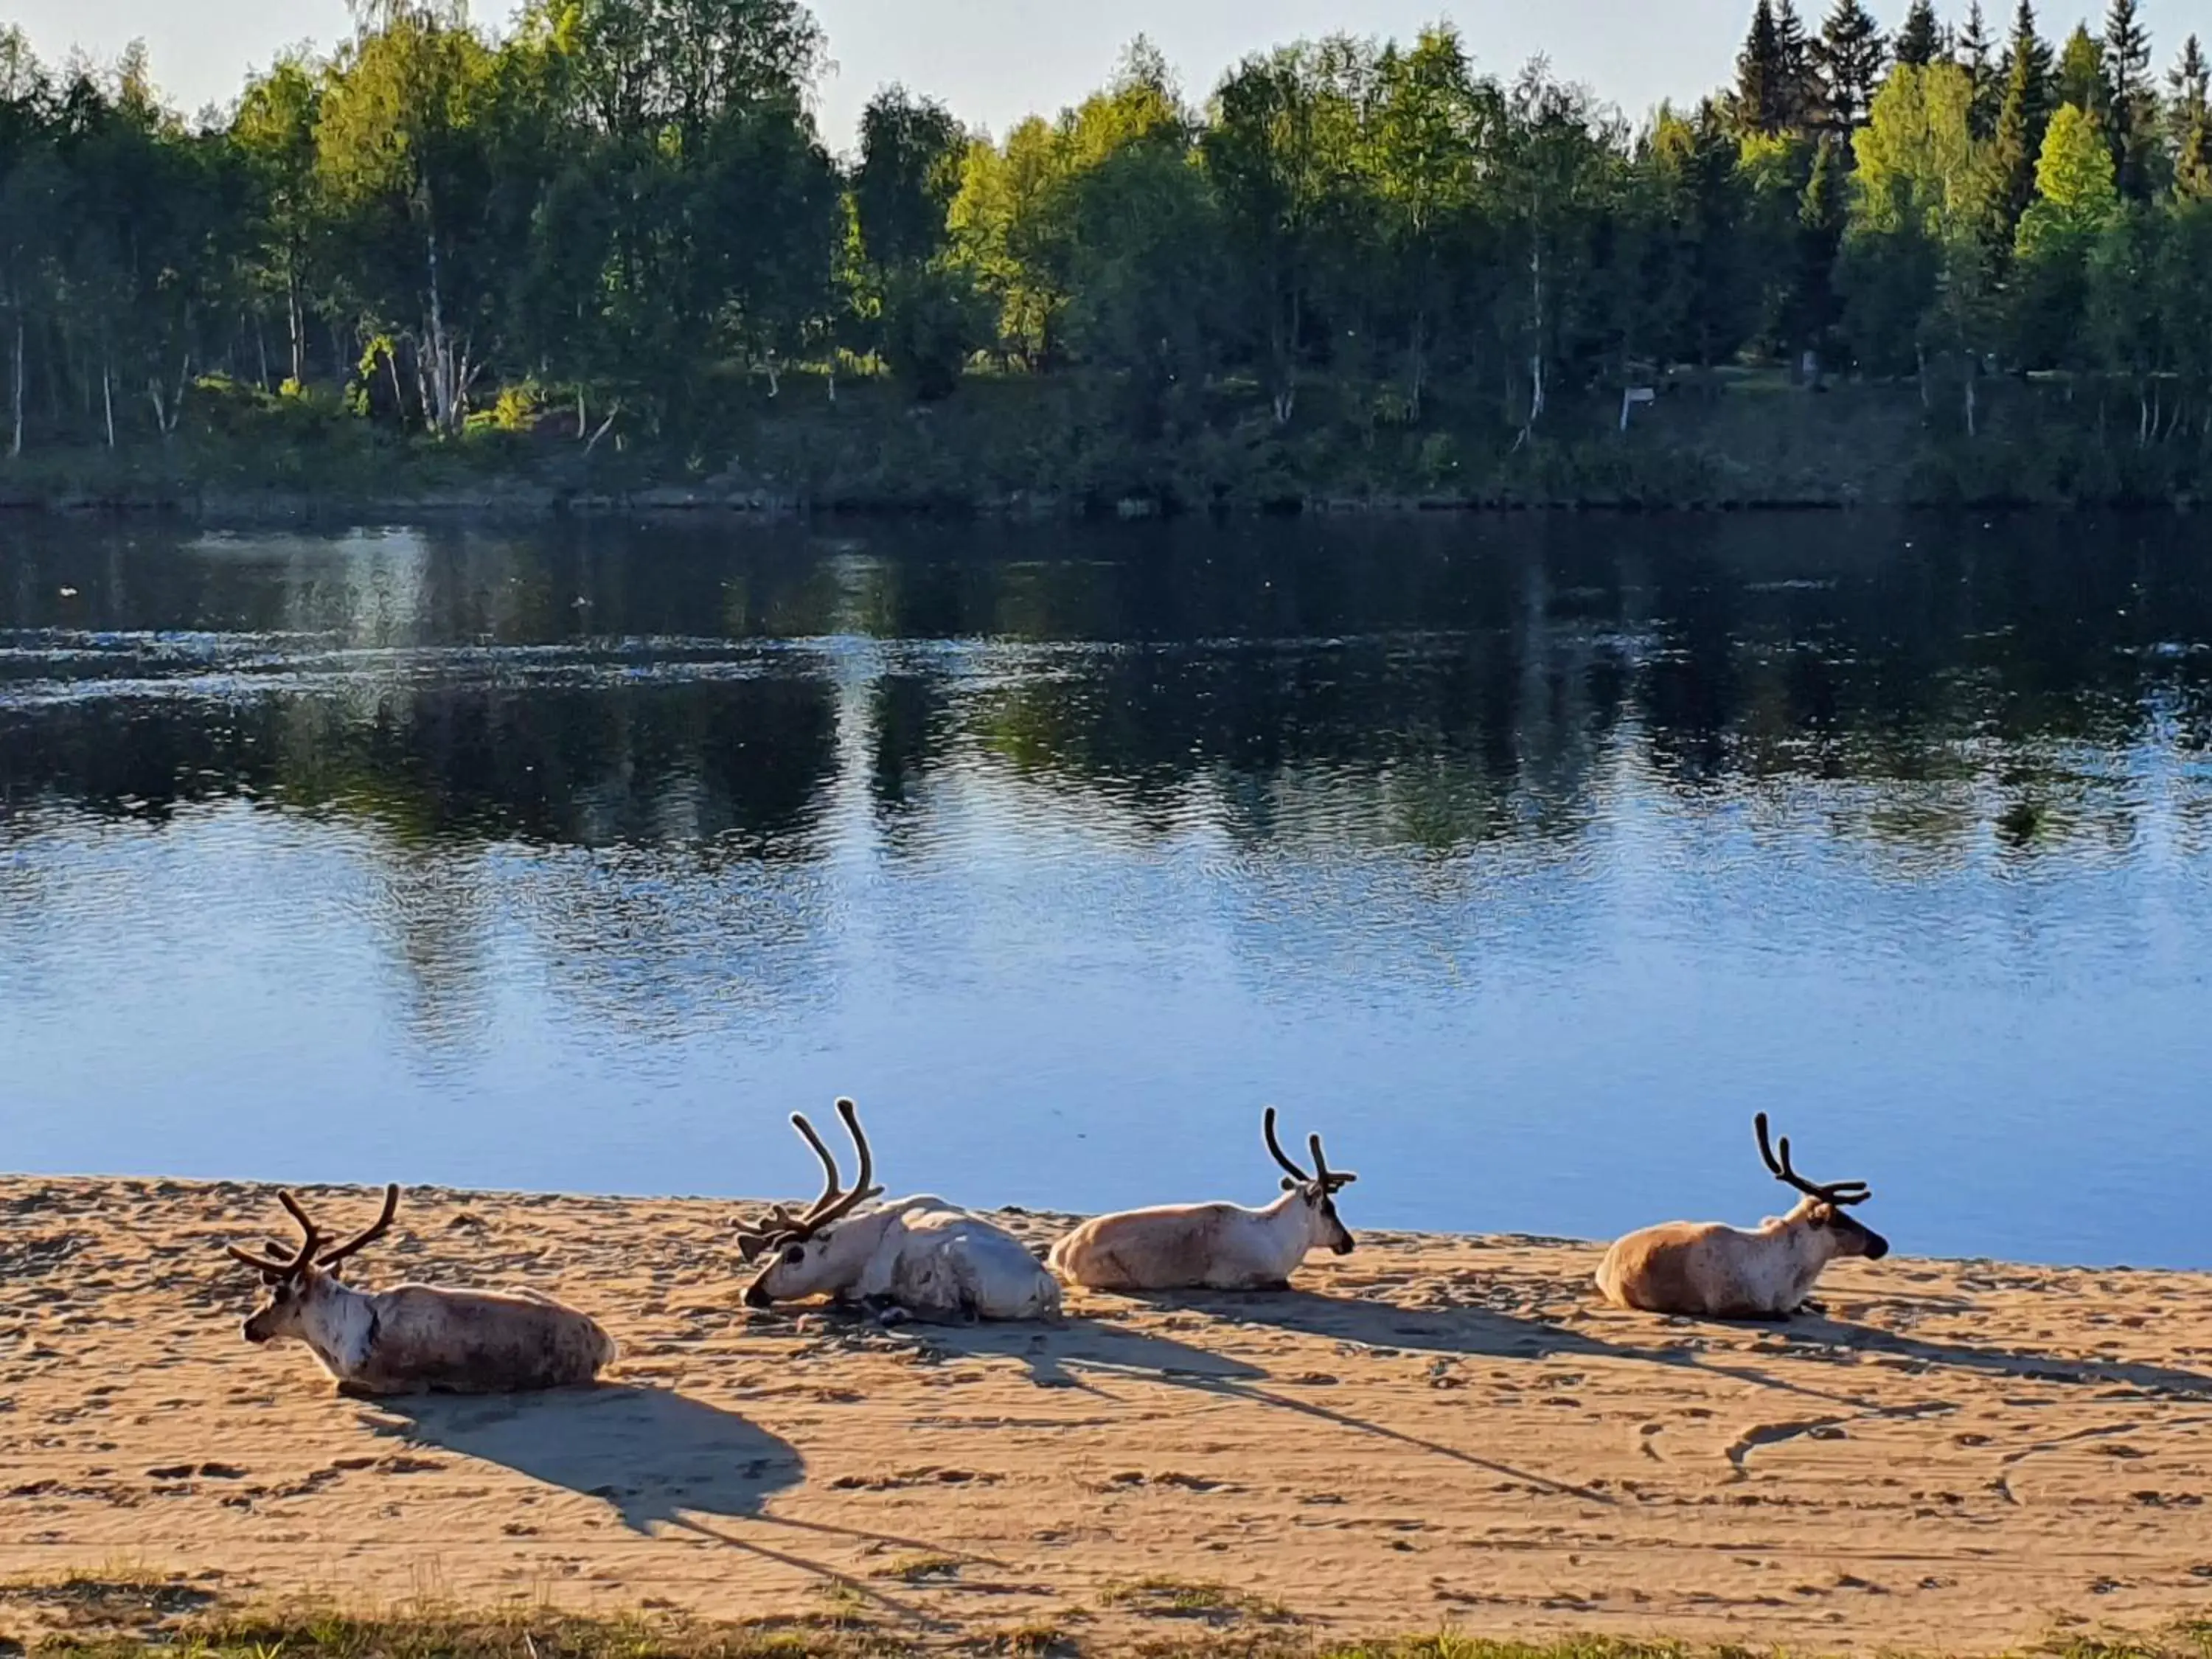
{"left": 1308, "top": 1132, "right": 1357, "bottom": 1193}
{"left": 226, "top": 1189, "right": 323, "bottom": 1277}
{"left": 1263, "top": 1107, "right": 1312, "bottom": 1189}
{"left": 738, "top": 1097, "right": 886, "bottom": 1250}
{"left": 318, "top": 1183, "right": 400, "bottom": 1270}
{"left": 1755, "top": 1113, "right": 1871, "bottom": 1207}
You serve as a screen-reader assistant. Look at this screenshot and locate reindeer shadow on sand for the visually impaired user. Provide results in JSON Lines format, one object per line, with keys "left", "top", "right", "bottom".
{"left": 908, "top": 1295, "right": 1627, "bottom": 1506}
{"left": 366, "top": 1385, "right": 958, "bottom": 1629}
{"left": 1775, "top": 1311, "right": 2212, "bottom": 1397}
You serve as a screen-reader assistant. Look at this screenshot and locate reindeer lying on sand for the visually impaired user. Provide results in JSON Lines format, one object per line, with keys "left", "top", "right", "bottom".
{"left": 1048, "top": 1108, "right": 1357, "bottom": 1292}
{"left": 225, "top": 1186, "right": 616, "bottom": 1394}
{"left": 737, "top": 1098, "right": 1061, "bottom": 1324}
{"left": 1596, "top": 1113, "right": 1890, "bottom": 1319}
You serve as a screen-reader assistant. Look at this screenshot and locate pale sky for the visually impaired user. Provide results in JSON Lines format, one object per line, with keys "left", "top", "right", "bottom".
{"left": 5, "top": 0, "right": 2199, "bottom": 150}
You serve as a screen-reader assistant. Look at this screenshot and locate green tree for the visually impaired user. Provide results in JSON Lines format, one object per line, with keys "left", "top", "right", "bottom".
{"left": 315, "top": 3, "right": 499, "bottom": 433}
{"left": 231, "top": 54, "right": 323, "bottom": 388}
{"left": 1057, "top": 140, "right": 1227, "bottom": 442}
{"left": 1486, "top": 62, "right": 1626, "bottom": 439}
{"left": 854, "top": 86, "right": 965, "bottom": 271}
{"left": 1839, "top": 61, "right": 1979, "bottom": 375}
{"left": 1895, "top": 1, "right": 1945, "bottom": 68}
{"left": 2173, "top": 36, "right": 2212, "bottom": 198}
{"left": 1983, "top": 1, "right": 2054, "bottom": 247}
{"left": 2056, "top": 27, "right": 2112, "bottom": 129}
{"left": 1795, "top": 133, "right": 1849, "bottom": 357}
{"left": 2102, "top": 0, "right": 2159, "bottom": 198}
{"left": 2083, "top": 201, "right": 2163, "bottom": 438}
{"left": 1955, "top": 1, "right": 2001, "bottom": 136}
{"left": 1734, "top": 0, "right": 1820, "bottom": 133}
{"left": 1203, "top": 41, "right": 1369, "bottom": 425}
{"left": 852, "top": 86, "right": 981, "bottom": 398}
{"left": 557, "top": 0, "right": 824, "bottom": 147}
{"left": 1367, "top": 25, "right": 1494, "bottom": 416}
{"left": 2011, "top": 101, "right": 2119, "bottom": 366}
{"left": 1811, "top": 0, "right": 1888, "bottom": 132}
{"left": 2020, "top": 100, "right": 2120, "bottom": 246}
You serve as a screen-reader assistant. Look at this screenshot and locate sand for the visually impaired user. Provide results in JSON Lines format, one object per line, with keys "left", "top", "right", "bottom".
{"left": 4, "top": 1177, "right": 2211, "bottom": 1654}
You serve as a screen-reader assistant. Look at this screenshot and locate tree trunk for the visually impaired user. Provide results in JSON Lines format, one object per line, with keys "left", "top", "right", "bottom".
{"left": 1520, "top": 229, "right": 1546, "bottom": 446}
{"left": 1407, "top": 308, "right": 1428, "bottom": 424}
{"left": 102, "top": 355, "right": 114, "bottom": 449}
{"left": 583, "top": 403, "right": 621, "bottom": 456}
{"left": 1964, "top": 361, "right": 1977, "bottom": 439}
{"left": 10, "top": 316, "right": 22, "bottom": 458}
{"left": 425, "top": 230, "right": 455, "bottom": 434}
{"left": 287, "top": 275, "right": 305, "bottom": 387}
{"left": 413, "top": 332, "right": 433, "bottom": 432}
{"left": 387, "top": 343, "right": 407, "bottom": 431}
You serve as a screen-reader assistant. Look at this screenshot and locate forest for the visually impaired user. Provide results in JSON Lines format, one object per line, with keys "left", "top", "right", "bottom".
{"left": 0, "top": 0, "right": 2209, "bottom": 509}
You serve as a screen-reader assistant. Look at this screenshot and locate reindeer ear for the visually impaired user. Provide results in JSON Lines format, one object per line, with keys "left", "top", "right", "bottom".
{"left": 736, "top": 1235, "right": 768, "bottom": 1263}
{"left": 1281, "top": 1175, "right": 1299, "bottom": 1192}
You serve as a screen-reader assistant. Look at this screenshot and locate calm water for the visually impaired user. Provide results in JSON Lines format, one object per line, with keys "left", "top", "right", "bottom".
{"left": 3, "top": 514, "right": 2211, "bottom": 1269}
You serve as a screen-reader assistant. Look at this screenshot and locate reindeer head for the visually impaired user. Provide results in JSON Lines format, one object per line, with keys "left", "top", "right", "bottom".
{"left": 1263, "top": 1107, "right": 1358, "bottom": 1256}
{"left": 1756, "top": 1113, "right": 1888, "bottom": 1259}
{"left": 737, "top": 1099, "right": 886, "bottom": 1309}
{"left": 225, "top": 1185, "right": 401, "bottom": 1344}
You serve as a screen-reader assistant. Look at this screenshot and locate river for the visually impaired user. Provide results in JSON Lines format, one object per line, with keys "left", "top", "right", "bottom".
{"left": 4, "top": 512, "right": 2209, "bottom": 1268}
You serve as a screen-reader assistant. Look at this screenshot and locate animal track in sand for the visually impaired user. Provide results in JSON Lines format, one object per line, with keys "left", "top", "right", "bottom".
{"left": 1725, "top": 1401, "right": 1958, "bottom": 1478}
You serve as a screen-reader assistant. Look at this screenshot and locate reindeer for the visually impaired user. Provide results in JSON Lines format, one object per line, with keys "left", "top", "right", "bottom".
{"left": 737, "top": 1097, "right": 1061, "bottom": 1324}
{"left": 225, "top": 1186, "right": 617, "bottom": 1394}
{"left": 1047, "top": 1108, "right": 1357, "bottom": 1293}
{"left": 1595, "top": 1114, "right": 1890, "bottom": 1319}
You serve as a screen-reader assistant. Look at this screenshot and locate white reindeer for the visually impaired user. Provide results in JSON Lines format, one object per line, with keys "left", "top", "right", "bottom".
{"left": 1048, "top": 1108, "right": 1357, "bottom": 1293}
{"left": 737, "top": 1098, "right": 1061, "bottom": 1324}
{"left": 225, "top": 1186, "right": 616, "bottom": 1394}
{"left": 1596, "top": 1114, "right": 1891, "bottom": 1319}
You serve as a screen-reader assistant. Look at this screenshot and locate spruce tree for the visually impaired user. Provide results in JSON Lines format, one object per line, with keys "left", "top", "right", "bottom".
{"left": 1987, "top": 1, "right": 2055, "bottom": 246}
{"left": 2173, "top": 35, "right": 2212, "bottom": 198}
{"left": 1811, "top": 0, "right": 1888, "bottom": 131}
{"left": 1736, "top": 0, "right": 1792, "bottom": 133}
{"left": 1956, "top": 1, "right": 2001, "bottom": 136}
{"left": 2102, "top": 0, "right": 2157, "bottom": 198}
{"left": 1794, "top": 133, "right": 1848, "bottom": 355}
{"left": 2056, "top": 25, "right": 2112, "bottom": 126}
{"left": 1894, "top": 0, "right": 1944, "bottom": 68}
{"left": 1775, "top": 0, "right": 1818, "bottom": 126}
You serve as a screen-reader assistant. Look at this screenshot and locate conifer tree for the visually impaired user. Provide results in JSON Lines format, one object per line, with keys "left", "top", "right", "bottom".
{"left": 1986, "top": 0, "right": 2054, "bottom": 244}
{"left": 1811, "top": 0, "right": 1888, "bottom": 131}
{"left": 2172, "top": 35, "right": 2212, "bottom": 198}
{"left": 1775, "top": 0, "right": 1818, "bottom": 125}
{"left": 2101, "top": 0, "right": 2157, "bottom": 198}
{"left": 1735, "top": 0, "right": 1793, "bottom": 133}
{"left": 1956, "top": 1, "right": 2001, "bottom": 136}
{"left": 2056, "top": 25, "right": 2112, "bottom": 128}
{"left": 1894, "top": 0, "right": 1944, "bottom": 68}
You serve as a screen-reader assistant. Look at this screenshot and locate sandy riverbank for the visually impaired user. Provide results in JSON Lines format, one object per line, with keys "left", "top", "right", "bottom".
{"left": 4, "top": 1176, "right": 2211, "bottom": 1654}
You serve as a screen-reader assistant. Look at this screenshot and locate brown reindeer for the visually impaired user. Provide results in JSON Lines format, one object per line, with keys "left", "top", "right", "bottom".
{"left": 226, "top": 1186, "right": 616, "bottom": 1394}
{"left": 1596, "top": 1114, "right": 1890, "bottom": 1318}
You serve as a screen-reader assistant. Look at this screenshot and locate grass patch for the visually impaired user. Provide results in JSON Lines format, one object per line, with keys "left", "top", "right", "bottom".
{"left": 963, "top": 1624, "right": 1076, "bottom": 1658}
{"left": 33, "top": 1603, "right": 900, "bottom": 1659}
{"left": 875, "top": 1557, "right": 963, "bottom": 1586}
{"left": 0, "top": 1571, "right": 218, "bottom": 1632}
{"left": 1097, "top": 1581, "right": 1292, "bottom": 1627}
{"left": 16, "top": 1596, "right": 2212, "bottom": 1659}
